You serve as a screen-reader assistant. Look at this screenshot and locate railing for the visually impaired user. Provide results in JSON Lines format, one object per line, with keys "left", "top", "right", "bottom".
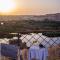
{"left": 0, "top": 31, "right": 60, "bottom": 60}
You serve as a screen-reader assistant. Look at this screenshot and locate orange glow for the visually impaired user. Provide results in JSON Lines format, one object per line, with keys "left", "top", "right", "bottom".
{"left": 0, "top": 0, "right": 59, "bottom": 15}
{"left": 0, "top": 0, "right": 17, "bottom": 15}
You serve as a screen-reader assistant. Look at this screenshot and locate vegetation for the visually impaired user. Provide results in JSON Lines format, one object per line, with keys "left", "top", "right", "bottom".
{"left": 0, "top": 19, "right": 60, "bottom": 37}
{"left": 0, "top": 20, "right": 60, "bottom": 32}
{"left": 42, "top": 32, "right": 60, "bottom": 37}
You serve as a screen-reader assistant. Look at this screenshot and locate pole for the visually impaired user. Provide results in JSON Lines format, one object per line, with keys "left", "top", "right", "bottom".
{"left": 17, "top": 33, "right": 21, "bottom": 60}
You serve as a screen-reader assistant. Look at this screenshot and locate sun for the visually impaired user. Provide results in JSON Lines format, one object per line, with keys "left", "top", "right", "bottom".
{"left": 0, "top": 0, "right": 17, "bottom": 14}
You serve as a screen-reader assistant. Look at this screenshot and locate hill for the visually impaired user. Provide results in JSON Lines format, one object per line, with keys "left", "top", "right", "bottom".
{"left": 0, "top": 13, "right": 60, "bottom": 37}
{"left": 0, "top": 20, "right": 60, "bottom": 32}
{"left": 0, "top": 13, "right": 60, "bottom": 21}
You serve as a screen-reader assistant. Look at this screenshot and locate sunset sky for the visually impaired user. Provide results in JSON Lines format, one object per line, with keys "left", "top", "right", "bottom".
{"left": 0, "top": 0, "right": 60, "bottom": 15}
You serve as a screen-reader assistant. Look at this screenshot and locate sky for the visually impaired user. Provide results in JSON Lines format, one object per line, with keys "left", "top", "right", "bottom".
{"left": 0, "top": 0, "right": 60, "bottom": 15}
{"left": 15, "top": 0, "right": 60, "bottom": 15}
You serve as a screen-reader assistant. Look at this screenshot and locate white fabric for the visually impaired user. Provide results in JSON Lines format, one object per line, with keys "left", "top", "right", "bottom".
{"left": 29, "top": 45, "right": 48, "bottom": 60}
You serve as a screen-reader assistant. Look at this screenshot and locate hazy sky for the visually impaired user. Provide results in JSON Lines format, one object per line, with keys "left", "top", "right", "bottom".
{"left": 0, "top": 0, "right": 60, "bottom": 15}
{"left": 13, "top": 0, "right": 60, "bottom": 15}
